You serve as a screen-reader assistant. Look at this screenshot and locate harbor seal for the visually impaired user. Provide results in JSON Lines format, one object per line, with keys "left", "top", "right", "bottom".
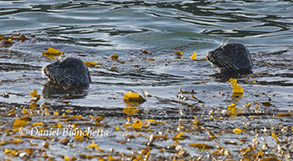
{"left": 206, "top": 43, "right": 253, "bottom": 74}
{"left": 43, "top": 57, "right": 91, "bottom": 86}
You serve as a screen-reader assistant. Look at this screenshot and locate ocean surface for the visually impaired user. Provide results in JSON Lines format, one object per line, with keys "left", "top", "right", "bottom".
{"left": 0, "top": 0, "right": 292, "bottom": 160}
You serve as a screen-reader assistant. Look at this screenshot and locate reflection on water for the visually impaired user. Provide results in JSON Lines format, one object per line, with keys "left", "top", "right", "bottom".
{"left": 0, "top": 0, "right": 291, "bottom": 114}
{"left": 42, "top": 82, "right": 88, "bottom": 99}
{"left": 0, "top": 0, "right": 291, "bottom": 50}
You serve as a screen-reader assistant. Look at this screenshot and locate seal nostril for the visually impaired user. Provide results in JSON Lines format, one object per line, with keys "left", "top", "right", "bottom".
{"left": 206, "top": 43, "right": 252, "bottom": 74}
{"left": 42, "top": 57, "right": 91, "bottom": 86}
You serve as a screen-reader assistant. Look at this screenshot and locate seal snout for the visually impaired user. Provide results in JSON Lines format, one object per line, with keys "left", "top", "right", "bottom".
{"left": 42, "top": 63, "right": 53, "bottom": 76}
{"left": 206, "top": 43, "right": 253, "bottom": 74}
{"left": 206, "top": 51, "right": 214, "bottom": 62}
{"left": 42, "top": 57, "right": 91, "bottom": 87}
{"left": 206, "top": 50, "right": 220, "bottom": 66}
{"left": 42, "top": 64, "right": 50, "bottom": 78}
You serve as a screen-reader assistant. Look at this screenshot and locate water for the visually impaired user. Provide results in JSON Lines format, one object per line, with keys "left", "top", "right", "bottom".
{"left": 0, "top": 0, "right": 292, "bottom": 160}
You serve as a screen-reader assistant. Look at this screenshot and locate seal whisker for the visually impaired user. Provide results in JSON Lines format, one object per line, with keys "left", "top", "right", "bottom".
{"left": 43, "top": 57, "right": 91, "bottom": 86}
{"left": 222, "top": 56, "right": 239, "bottom": 70}
{"left": 207, "top": 43, "right": 253, "bottom": 74}
{"left": 53, "top": 73, "right": 62, "bottom": 83}
{"left": 212, "top": 54, "right": 231, "bottom": 68}
{"left": 57, "top": 70, "right": 73, "bottom": 82}
{"left": 216, "top": 53, "right": 235, "bottom": 68}
{"left": 217, "top": 55, "right": 235, "bottom": 69}
{"left": 54, "top": 70, "right": 67, "bottom": 84}
{"left": 49, "top": 69, "right": 62, "bottom": 84}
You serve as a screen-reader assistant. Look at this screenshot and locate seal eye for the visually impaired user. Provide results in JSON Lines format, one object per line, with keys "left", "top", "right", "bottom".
{"left": 44, "top": 57, "right": 91, "bottom": 86}
{"left": 215, "top": 51, "right": 222, "bottom": 56}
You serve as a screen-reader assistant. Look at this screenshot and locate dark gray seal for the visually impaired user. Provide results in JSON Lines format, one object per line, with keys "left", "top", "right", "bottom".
{"left": 206, "top": 43, "right": 253, "bottom": 74}
{"left": 43, "top": 57, "right": 91, "bottom": 87}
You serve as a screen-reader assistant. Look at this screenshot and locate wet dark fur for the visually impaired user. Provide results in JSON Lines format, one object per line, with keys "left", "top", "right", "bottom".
{"left": 207, "top": 43, "right": 253, "bottom": 74}
{"left": 43, "top": 57, "right": 91, "bottom": 87}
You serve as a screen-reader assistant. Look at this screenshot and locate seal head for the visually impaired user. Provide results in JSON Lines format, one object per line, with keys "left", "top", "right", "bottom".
{"left": 207, "top": 43, "right": 253, "bottom": 74}
{"left": 43, "top": 57, "right": 91, "bottom": 87}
